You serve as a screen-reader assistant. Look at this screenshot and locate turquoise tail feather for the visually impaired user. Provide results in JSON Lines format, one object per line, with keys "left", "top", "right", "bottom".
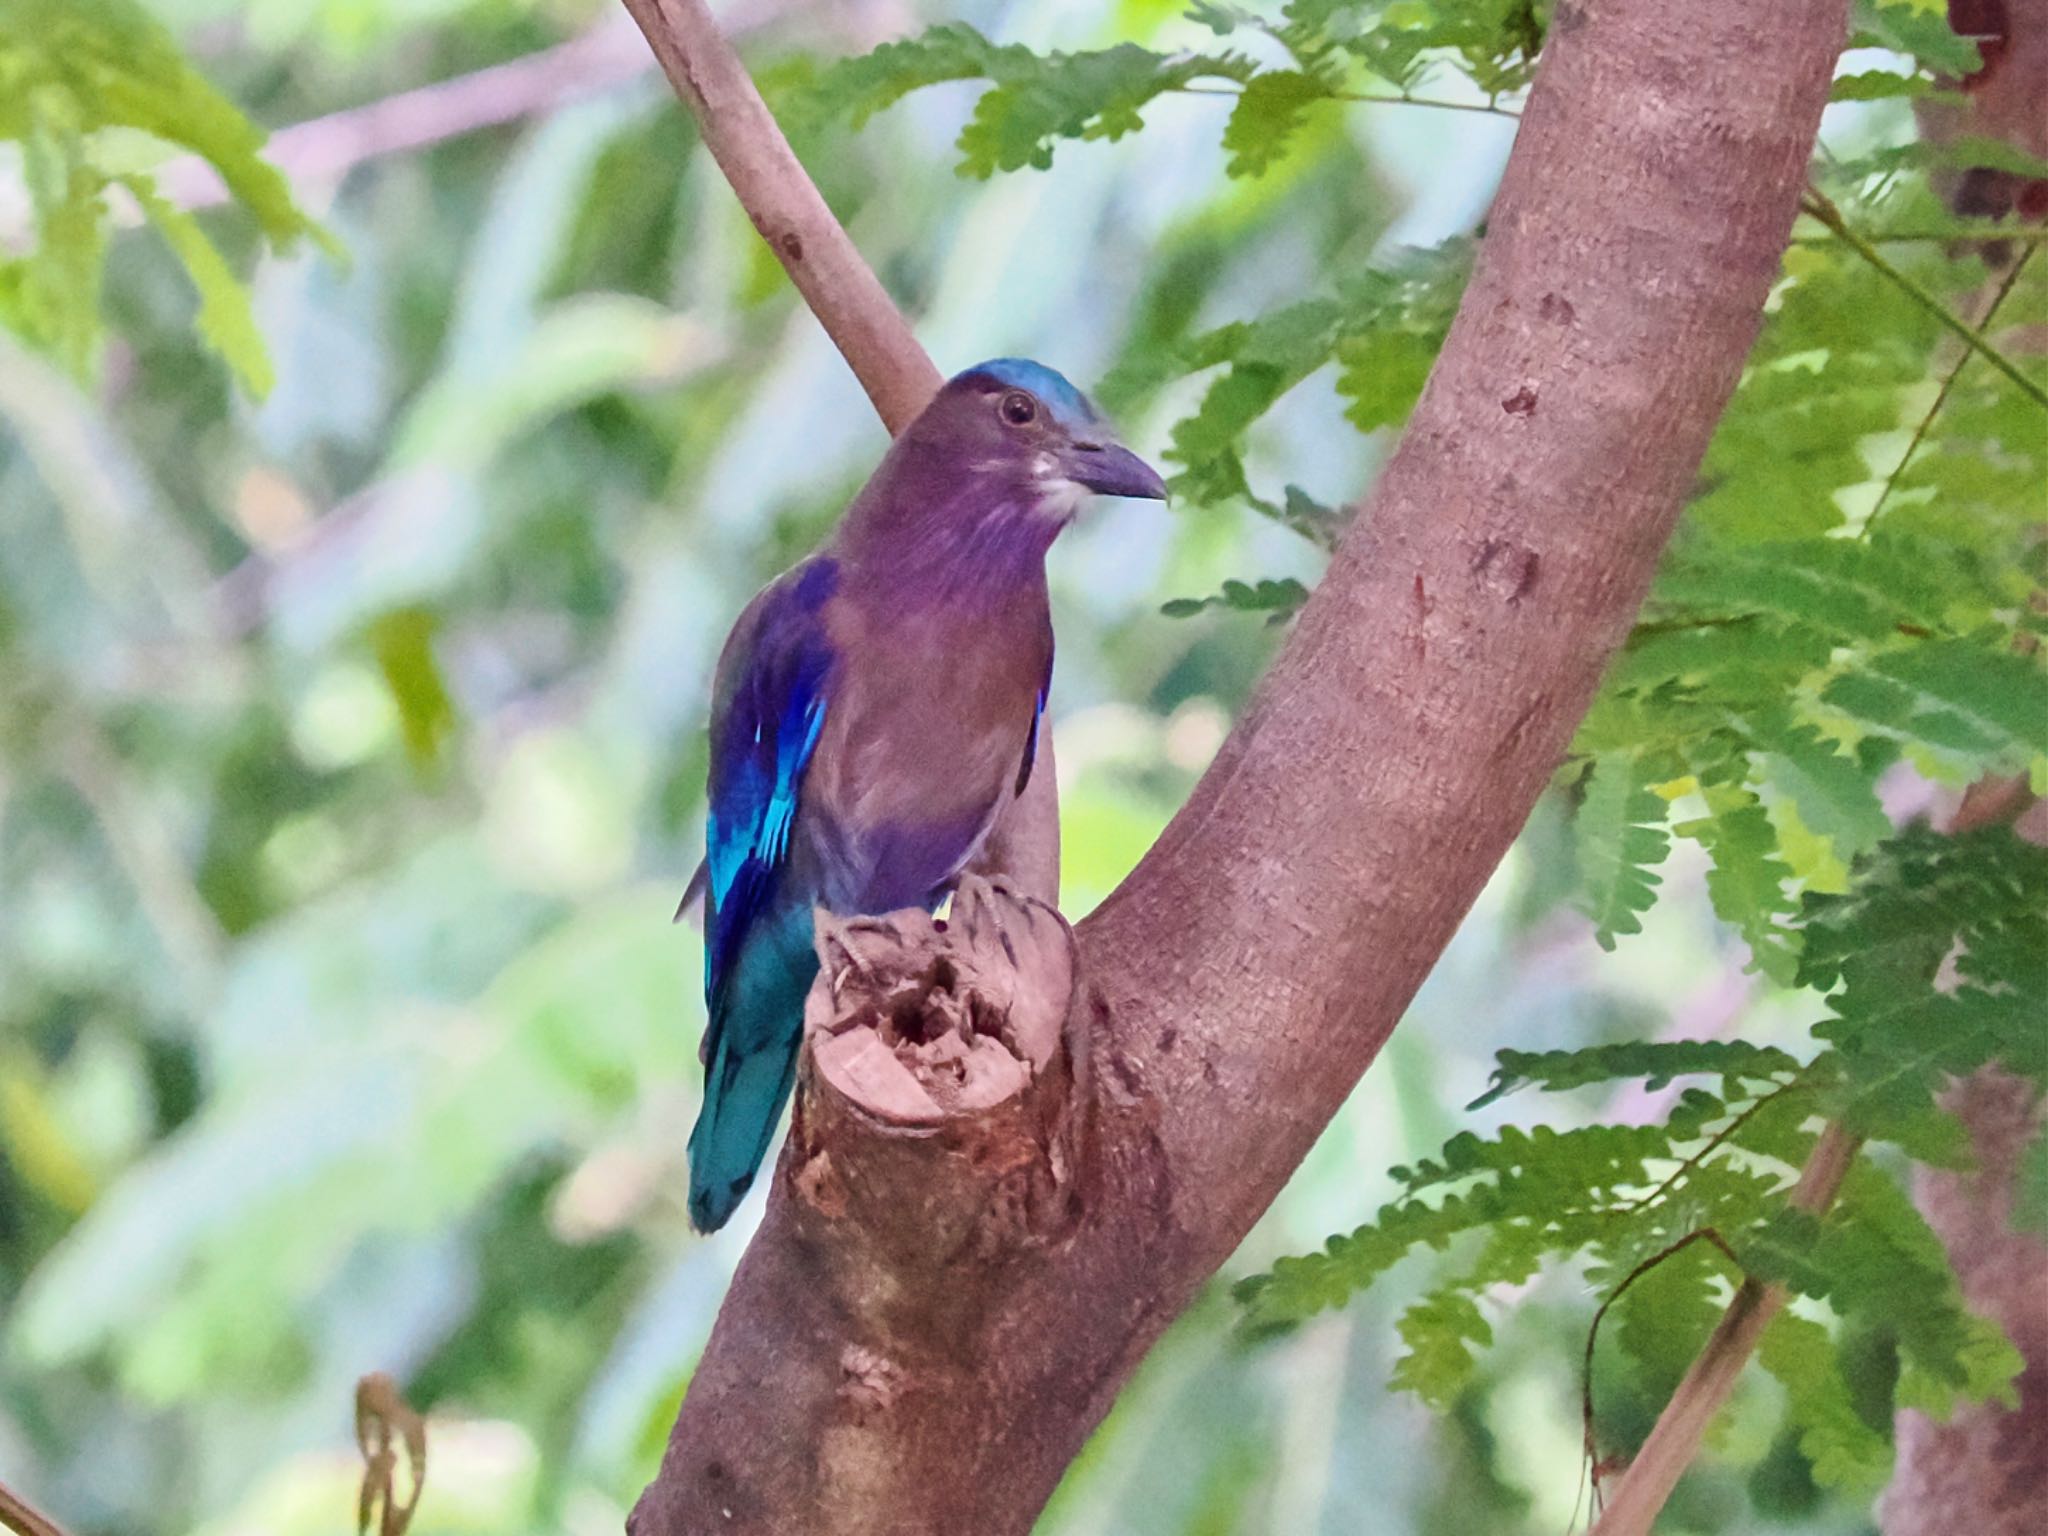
{"left": 687, "top": 911, "right": 818, "bottom": 1231}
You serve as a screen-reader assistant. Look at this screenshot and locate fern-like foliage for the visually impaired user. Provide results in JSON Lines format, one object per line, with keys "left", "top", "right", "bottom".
{"left": 1147, "top": 238, "right": 1473, "bottom": 513}
{"left": 0, "top": 0, "right": 321, "bottom": 390}
{"left": 1238, "top": 823, "right": 2043, "bottom": 1470}
{"left": 806, "top": 23, "right": 1260, "bottom": 176}
{"left": 1572, "top": 751, "right": 1678, "bottom": 950}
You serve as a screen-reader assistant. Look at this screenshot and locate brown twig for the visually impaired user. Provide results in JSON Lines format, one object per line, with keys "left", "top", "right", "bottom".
{"left": 1801, "top": 187, "right": 2048, "bottom": 410}
{"left": 1586, "top": 1121, "right": 1863, "bottom": 1536}
{"left": 1581, "top": 1227, "right": 1744, "bottom": 1514}
{"left": 1618, "top": 1076, "right": 1809, "bottom": 1214}
{"left": 355, "top": 1372, "right": 427, "bottom": 1536}
{"left": 0, "top": 1478, "right": 74, "bottom": 1536}
{"left": 1863, "top": 242, "right": 2039, "bottom": 535}
{"left": 619, "top": 0, "right": 941, "bottom": 432}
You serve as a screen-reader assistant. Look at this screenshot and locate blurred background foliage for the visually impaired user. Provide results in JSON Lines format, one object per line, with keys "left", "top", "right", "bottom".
{"left": 0, "top": 0, "right": 2043, "bottom": 1533}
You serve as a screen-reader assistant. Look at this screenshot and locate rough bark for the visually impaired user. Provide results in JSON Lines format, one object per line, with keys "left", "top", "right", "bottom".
{"left": 1879, "top": 792, "right": 2048, "bottom": 1534}
{"left": 1882, "top": 20, "right": 2048, "bottom": 1521}
{"left": 629, "top": 0, "right": 1847, "bottom": 1528}
{"left": 1881, "top": 1069, "right": 2048, "bottom": 1535}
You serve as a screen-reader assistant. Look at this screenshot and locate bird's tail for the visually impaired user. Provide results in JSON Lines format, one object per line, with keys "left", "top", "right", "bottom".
{"left": 687, "top": 1024, "right": 802, "bottom": 1232}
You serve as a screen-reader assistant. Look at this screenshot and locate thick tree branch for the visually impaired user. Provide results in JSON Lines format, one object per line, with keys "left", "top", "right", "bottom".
{"left": 1882, "top": 1067, "right": 2048, "bottom": 1534}
{"left": 629, "top": 0, "right": 1846, "bottom": 1527}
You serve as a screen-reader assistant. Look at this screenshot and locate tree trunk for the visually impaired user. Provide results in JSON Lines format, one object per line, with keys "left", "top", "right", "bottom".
{"left": 1880, "top": 791, "right": 2048, "bottom": 1533}
{"left": 1881, "top": 1067, "right": 2048, "bottom": 1534}
{"left": 629, "top": 0, "right": 1847, "bottom": 1528}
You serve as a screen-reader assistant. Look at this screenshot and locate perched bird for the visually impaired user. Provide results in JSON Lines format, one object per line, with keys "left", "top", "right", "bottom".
{"left": 683, "top": 358, "right": 1165, "bottom": 1232}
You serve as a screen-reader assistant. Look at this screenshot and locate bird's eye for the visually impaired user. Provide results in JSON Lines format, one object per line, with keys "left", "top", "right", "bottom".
{"left": 999, "top": 391, "right": 1038, "bottom": 426}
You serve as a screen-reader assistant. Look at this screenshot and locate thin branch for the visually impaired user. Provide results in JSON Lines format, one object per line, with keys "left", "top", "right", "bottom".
{"left": 1801, "top": 188, "right": 2048, "bottom": 410}
{"left": 1581, "top": 1227, "right": 1743, "bottom": 1516}
{"left": 1863, "top": 242, "right": 2039, "bottom": 534}
{"left": 1790, "top": 225, "right": 2048, "bottom": 246}
{"left": 1177, "top": 81, "right": 1525, "bottom": 118}
{"left": 1586, "top": 1121, "right": 1863, "bottom": 1536}
{"left": 0, "top": 1478, "right": 74, "bottom": 1536}
{"left": 619, "top": 0, "right": 941, "bottom": 432}
{"left": 1619, "top": 1077, "right": 1809, "bottom": 1214}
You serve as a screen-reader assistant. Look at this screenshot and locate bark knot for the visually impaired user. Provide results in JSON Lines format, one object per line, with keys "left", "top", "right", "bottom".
{"left": 1471, "top": 537, "right": 1541, "bottom": 604}
{"left": 838, "top": 1344, "right": 906, "bottom": 1418}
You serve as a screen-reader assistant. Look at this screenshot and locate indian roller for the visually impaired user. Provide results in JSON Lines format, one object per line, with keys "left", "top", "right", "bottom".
{"left": 682, "top": 359, "right": 1165, "bottom": 1232}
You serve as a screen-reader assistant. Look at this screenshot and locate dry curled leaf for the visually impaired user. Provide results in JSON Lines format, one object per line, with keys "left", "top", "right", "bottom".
{"left": 354, "top": 1372, "right": 426, "bottom": 1536}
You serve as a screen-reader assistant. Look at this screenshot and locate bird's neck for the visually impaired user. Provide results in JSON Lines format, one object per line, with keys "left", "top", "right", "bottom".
{"left": 836, "top": 443, "right": 1062, "bottom": 604}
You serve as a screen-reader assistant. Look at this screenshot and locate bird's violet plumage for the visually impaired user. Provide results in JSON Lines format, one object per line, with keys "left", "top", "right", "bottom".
{"left": 685, "top": 359, "right": 1165, "bottom": 1231}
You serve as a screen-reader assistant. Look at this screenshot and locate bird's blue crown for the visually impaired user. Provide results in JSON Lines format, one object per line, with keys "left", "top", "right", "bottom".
{"left": 959, "top": 357, "right": 1099, "bottom": 433}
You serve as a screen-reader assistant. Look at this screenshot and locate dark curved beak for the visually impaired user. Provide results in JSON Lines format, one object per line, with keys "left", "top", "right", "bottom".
{"left": 1063, "top": 439, "right": 1167, "bottom": 500}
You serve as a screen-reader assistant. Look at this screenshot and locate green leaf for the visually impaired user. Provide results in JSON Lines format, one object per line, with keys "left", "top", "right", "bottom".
{"left": 1746, "top": 709, "right": 1892, "bottom": 870}
{"left": 122, "top": 176, "right": 272, "bottom": 396}
{"left": 1828, "top": 68, "right": 1937, "bottom": 101}
{"left": 1161, "top": 577, "right": 1310, "bottom": 624}
{"left": 1850, "top": 0, "right": 1982, "bottom": 76}
{"left": 1390, "top": 1288, "right": 1492, "bottom": 1408}
{"left": 1574, "top": 751, "right": 1675, "bottom": 950}
{"left": 0, "top": 0, "right": 322, "bottom": 383}
{"left": 804, "top": 22, "right": 1007, "bottom": 126}
{"left": 369, "top": 607, "right": 459, "bottom": 772}
{"left": 1825, "top": 642, "right": 2048, "bottom": 772}
{"left": 806, "top": 23, "right": 1257, "bottom": 177}
{"left": 1161, "top": 240, "right": 1469, "bottom": 508}
{"left": 1796, "top": 830, "right": 2047, "bottom": 1136}
{"left": 1469, "top": 1040, "right": 1801, "bottom": 1110}
{"left": 1652, "top": 538, "right": 1968, "bottom": 644}
{"left": 1757, "top": 1313, "right": 1892, "bottom": 1491}
{"left": 1335, "top": 325, "right": 1440, "bottom": 432}
{"left": 1221, "top": 70, "right": 1333, "bottom": 177}
{"left": 1237, "top": 1119, "right": 1711, "bottom": 1332}
{"left": 1741, "top": 1162, "right": 2021, "bottom": 1417}
{"left": 1896, "top": 1313, "right": 2026, "bottom": 1420}
{"left": 1674, "top": 784, "right": 1801, "bottom": 983}
{"left": 1612, "top": 1236, "right": 1731, "bottom": 1401}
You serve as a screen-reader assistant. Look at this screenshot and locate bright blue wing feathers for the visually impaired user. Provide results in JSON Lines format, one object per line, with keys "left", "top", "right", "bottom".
{"left": 701, "top": 559, "right": 838, "bottom": 1007}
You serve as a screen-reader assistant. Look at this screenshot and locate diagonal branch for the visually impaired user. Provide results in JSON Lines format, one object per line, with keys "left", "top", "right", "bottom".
{"left": 1802, "top": 188, "right": 2048, "bottom": 410}
{"left": 1587, "top": 1121, "right": 1863, "bottom": 1534}
{"left": 619, "top": 0, "right": 941, "bottom": 433}
{"left": 0, "top": 1477, "right": 74, "bottom": 1536}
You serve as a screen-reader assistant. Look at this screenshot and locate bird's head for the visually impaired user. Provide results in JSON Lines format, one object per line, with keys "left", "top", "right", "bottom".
{"left": 911, "top": 358, "right": 1167, "bottom": 520}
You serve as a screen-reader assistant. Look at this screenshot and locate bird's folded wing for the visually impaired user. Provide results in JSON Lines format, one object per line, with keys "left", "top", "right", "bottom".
{"left": 699, "top": 560, "right": 839, "bottom": 1009}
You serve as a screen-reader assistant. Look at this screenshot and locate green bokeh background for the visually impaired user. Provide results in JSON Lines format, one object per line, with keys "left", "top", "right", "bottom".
{"left": 0, "top": 1, "right": 1909, "bottom": 1530}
